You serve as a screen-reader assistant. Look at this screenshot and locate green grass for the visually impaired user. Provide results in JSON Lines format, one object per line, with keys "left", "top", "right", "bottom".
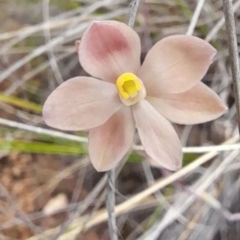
{"left": 0, "top": 138, "right": 146, "bottom": 164}
{"left": 0, "top": 93, "right": 42, "bottom": 113}
{"left": 0, "top": 139, "right": 86, "bottom": 155}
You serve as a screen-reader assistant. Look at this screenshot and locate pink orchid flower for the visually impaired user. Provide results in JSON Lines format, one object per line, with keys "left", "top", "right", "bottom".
{"left": 43, "top": 20, "right": 227, "bottom": 172}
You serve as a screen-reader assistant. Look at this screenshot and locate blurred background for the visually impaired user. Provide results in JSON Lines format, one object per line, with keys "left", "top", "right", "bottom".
{"left": 0, "top": 0, "right": 239, "bottom": 239}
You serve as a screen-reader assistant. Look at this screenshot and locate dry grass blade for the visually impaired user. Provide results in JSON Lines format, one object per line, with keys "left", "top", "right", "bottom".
{"left": 186, "top": 0, "right": 206, "bottom": 35}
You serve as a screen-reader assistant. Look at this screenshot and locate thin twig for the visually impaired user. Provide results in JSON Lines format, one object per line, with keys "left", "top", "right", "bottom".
{"left": 0, "top": 117, "right": 88, "bottom": 143}
{"left": 107, "top": 169, "right": 118, "bottom": 240}
{"left": 186, "top": 0, "right": 206, "bottom": 35}
{"left": 222, "top": 0, "right": 240, "bottom": 133}
{"left": 134, "top": 142, "right": 240, "bottom": 152}
{"left": 128, "top": 0, "right": 141, "bottom": 27}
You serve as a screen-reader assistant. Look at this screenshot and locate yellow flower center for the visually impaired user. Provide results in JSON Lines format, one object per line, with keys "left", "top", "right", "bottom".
{"left": 116, "top": 73, "right": 142, "bottom": 99}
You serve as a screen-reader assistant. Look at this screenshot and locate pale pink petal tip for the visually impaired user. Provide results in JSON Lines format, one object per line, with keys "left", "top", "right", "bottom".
{"left": 79, "top": 20, "right": 141, "bottom": 83}
{"left": 89, "top": 107, "right": 135, "bottom": 172}
{"left": 147, "top": 82, "right": 227, "bottom": 125}
{"left": 146, "top": 155, "right": 182, "bottom": 171}
{"left": 133, "top": 100, "right": 182, "bottom": 171}
{"left": 138, "top": 35, "right": 217, "bottom": 95}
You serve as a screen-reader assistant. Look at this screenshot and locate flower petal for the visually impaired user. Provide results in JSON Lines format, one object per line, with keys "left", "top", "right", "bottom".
{"left": 138, "top": 35, "right": 216, "bottom": 94}
{"left": 43, "top": 77, "right": 121, "bottom": 131}
{"left": 147, "top": 82, "right": 227, "bottom": 125}
{"left": 132, "top": 100, "right": 182, "bottom": 171}
{"left": 89, "top": 106, "right": 135, "bottom": 172}
{"left": 79, "top": 21, "right": 141, "bottom": 83}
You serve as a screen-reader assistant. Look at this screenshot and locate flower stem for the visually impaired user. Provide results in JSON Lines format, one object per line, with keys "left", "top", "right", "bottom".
{"left": 106, "top": 1, "right": 141, "bottom": 240}
{"left": 107, "top": 169, "right": 118, "bottom": 240}
{"left": 222, "top": 0, "right": 240, "bottom": 133}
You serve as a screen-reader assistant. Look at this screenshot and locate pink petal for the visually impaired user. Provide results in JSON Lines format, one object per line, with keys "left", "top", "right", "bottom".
{"left": 147, "top": 82, "right": 227, "bottom": 125}
{"left": 43, "top": 77, "right": 122, "bottom": 131}
{"left": 132, "top": 100, "right": 182, "bottom": 171}
{"left": 79, "top": 21, "right": 141, "bottom": 83}
{"left": 89, "top": 106, "right": 135, "bottom": 172}
{"left": 138, "top": 35, "right": 216, "bottom": 94}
